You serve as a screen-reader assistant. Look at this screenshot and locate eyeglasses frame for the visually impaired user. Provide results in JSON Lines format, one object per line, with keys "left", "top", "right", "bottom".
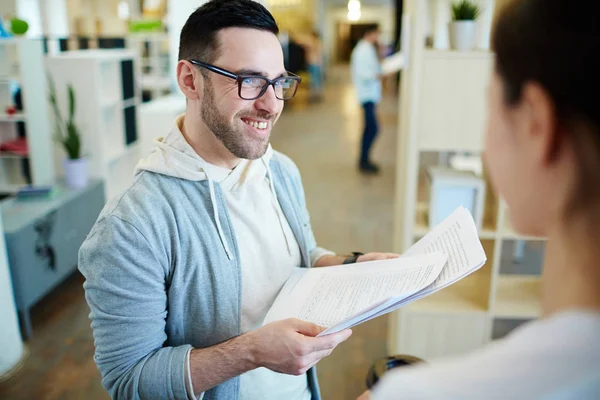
{"left": 188, "top": 59, "right": 302, "bottom": 101}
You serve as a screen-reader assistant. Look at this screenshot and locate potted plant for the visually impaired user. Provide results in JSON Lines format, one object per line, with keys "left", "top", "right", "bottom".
{"left": 48, "top": 77, "right": 88, "bottom": 189}
{"left": 449, "top": 0, "right": 480, "bottom": 51}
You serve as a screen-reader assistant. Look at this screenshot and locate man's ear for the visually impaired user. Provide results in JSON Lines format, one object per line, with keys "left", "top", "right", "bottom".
{"left": 520, "top": 82, "right": 560, "bottom": 166}
{"left": 177, "top": 60, "right": 202, "bottom": 100}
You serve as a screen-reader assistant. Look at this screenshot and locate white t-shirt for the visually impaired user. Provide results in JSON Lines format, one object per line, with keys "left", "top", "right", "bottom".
{"left": 192, "top": 148, "right": 332, "bottom": 400}
{"left": 215, "top": 157, "right": 310, "bottom": 400}
{"left": 372, "top": 311, "right": 600, "bottom": 400}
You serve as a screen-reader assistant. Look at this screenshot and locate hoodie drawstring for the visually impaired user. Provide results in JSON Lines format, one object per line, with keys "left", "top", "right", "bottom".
{"left": 200, "top": 157, "right": 284, "bottom": 261}
{"left": 204, "top": 168, "right": 233, "bottom": 260}
{"left": 262, "top": 158, "right": 293, "bottom": 256}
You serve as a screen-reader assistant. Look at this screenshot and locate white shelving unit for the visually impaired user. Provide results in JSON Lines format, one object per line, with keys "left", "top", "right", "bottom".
{"left": 46, "top": 50, "right": 142, "bottom": 199}
{"left": 388, "top": 0, "right": 545, "bottom": 361}
{"left": 127, "top": 33, "right": 171, "bottom": 101}
{"left": 0, "top": 211, "right": 24, "bottom": 377}
{"left": 0, "top": 38, "right": 55, "bottom": 189}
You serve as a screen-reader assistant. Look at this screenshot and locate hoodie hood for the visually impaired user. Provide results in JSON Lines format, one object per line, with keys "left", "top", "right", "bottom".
{"left": 134, "top": 115, "right": 280, "bottom": 261}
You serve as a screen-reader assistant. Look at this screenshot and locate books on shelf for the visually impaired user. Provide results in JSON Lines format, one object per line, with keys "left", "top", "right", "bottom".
{"left": 0, "top": 137, "right": 27, "bottom": 156}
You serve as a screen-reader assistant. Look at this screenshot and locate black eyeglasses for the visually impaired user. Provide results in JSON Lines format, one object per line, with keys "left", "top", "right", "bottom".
{"left": 189, "top": 59, "right": 302, "bottom": 101}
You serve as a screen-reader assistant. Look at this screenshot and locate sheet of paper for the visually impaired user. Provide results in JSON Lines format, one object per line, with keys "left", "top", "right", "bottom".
{"left": 324, "top": 207, "right": 488, "bottom": 329}
{"left": 319, "top": 206, "right": 487, "bottom": 331}
{"left": 403, "top": 206, "right": 487, "bottom": 291}
{"left": 263, "top": 206, "right": 487, "bottom": 337}
{"left": 263, "top": 253, "right": 447, "bottom": 330}
{"left": 381, "top": 52, "right": 405, "bottom": 74}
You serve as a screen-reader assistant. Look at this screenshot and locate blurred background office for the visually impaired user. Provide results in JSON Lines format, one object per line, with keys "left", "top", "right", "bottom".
{"left": 0, "top": 1, "right": 545, "bottom": 399}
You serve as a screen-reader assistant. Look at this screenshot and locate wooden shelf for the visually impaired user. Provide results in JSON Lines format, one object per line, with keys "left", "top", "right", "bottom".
{"left": 404, "top": 288, "right": 486, "bottom": 313}
{"left": 0, "top": 152, "right": 26, "bottom": 159}
{"left": 0, "top": 76, "right": 20, "bottom": 84}
{"left": 0, "top": 39, "right": 54, "bottom": 187}
{"left": 423, "top": 49, "right": 493, "bottom": 60}
{"left": 414, "top": 221, "right": 496, "bottom": 239}
{"left": 502, "top": 215, "right": 546, "bottom": 241}
{"left": 494, "top": 275, "right": 541, "bottom": 319}
{"left": 406, "top": 259, "right": 493, "bottom": 313}
{"left": 122, "top": 98, "right": 138, "bottom": 109}
{"left": 414, "top": 201, "right": 497, "bottom": 239}
{"left": 0, "top": 113, "right": 26, "bottom": 122}
{"left": 101, "top": 97, "right": 140, "bottom": 109}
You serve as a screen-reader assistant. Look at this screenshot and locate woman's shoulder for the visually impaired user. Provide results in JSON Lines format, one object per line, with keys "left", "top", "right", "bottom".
{"left": 372, "top": 312, "right": 600, "bottom": 399}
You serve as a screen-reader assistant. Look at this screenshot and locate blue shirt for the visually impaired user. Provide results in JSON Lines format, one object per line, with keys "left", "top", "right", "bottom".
{"left": 351, "top": 40, "right": 382, "bottom": 104}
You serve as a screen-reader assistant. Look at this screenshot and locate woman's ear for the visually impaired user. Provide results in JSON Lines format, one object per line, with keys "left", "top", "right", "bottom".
{"left": 520, "top": 82, "right": 561, "bottom": 166}
{"left": 177, "top": 60, "right": 201, "bottom": 100}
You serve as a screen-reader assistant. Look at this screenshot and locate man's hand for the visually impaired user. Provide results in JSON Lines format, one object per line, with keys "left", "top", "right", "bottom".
{"left": 246, "top": 318, "right": 352, "bottom": 375}
{"left": 314, "top": 253, "right": 400, "bottom": 267}
{"left": 357, "top": 390, "right": 371, "bottom": 400}
{"left": 356, "top": 253, "right": 400, "bottom": 263}
{"left": 189, "top": 319, "right": 350, "bottom": 395}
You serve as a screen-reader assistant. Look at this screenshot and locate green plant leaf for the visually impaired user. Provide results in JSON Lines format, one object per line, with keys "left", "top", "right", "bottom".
{"left": 65, "top": 121, "right": 81, "bottom": 159}
{"left": 68, "top": 84, "right": 75, "bottom": 125}
{"left": 48, "top": 76, "right": 81, "bottom": 159}
{"left": 452, "top": 0, "right": 480, "bottom": 20}
{"left": 48, "top": 74, "right": 65, "bottom": 141}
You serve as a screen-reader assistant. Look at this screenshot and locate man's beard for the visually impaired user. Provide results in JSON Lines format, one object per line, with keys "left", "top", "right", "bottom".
{"left": 201, "top": 79, "right": 273, "bottom": 160}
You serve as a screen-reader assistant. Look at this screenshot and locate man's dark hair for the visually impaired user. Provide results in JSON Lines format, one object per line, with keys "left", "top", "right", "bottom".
{"left": 363, "top": 24, "right": 379, "bottom": 36}
{"left": 178, "top": 0, "right": 279, "bottom": 64}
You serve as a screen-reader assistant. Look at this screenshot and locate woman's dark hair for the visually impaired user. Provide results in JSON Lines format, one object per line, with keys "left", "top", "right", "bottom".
{"left": 492, "top": 0, "right": 600, "bottom": 207}
{"left": 178, "top": 0, "right": 279, "bottom": 64}
{"left": 492, "top": 0, "right": 599, "bottom": 129}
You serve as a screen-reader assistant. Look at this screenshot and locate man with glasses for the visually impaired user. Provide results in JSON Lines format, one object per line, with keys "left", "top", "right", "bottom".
{"left": 79, "top": 1, "right": 398, "bottom": 399}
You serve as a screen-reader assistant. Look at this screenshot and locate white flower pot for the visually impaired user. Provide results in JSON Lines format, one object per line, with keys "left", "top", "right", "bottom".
{"left": 64, "top": 157, "right": 89, "bottom": 189}
{"left": 449, "top": 21, "right": 477, "bottom": 51}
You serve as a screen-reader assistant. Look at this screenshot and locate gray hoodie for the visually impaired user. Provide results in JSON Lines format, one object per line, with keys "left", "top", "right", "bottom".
{"left": 78, "top": 119, "right": 323, "bottom": 400}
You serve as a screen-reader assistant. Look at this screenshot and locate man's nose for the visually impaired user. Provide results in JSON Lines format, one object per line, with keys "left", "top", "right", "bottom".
{"left": 254, "top": 84, "right": 280, "bottom": 115}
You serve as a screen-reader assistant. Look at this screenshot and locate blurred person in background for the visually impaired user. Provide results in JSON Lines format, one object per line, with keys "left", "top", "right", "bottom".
{"left": 359, "top": 0, "right": 600, "bottom": 398}
{"left": 304, "top": 31, "right": 324, "bottom": 103}
{"left": 351, "top": 24, "right": 383, "bottom": 175}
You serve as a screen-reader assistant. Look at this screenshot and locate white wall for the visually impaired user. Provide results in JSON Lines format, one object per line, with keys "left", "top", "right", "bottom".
{"left": 94, "top": 0, "right": 127, "bottom": 35}
{"left": 166, "top": 0, "right": 271, "bottom": 93}
{"left": 324, "top": 4, "right": 396, "bottom": 64}
{"left": 61, "top": 0, "right": 127, "bottom": 36}
{"left": 0, "top": 214, "right": 24, "bottom": 376}
{"left": 0, "top": 0, "right": 17, "bottom": 15}
{"left": 40, "top": 0, "right": 69, "bottom": 36}
{"left": 15, "top": 0, "right": 43, "bottom": 37}
{"left": 166, "top": 0, "right": 207, "bottom": 92}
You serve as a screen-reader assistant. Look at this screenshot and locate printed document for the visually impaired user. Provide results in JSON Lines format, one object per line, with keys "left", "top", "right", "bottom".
{"left": 381, "top": 52, "right": 405, "bottom": 74}
{"left": 263, "top": 206, "right": 487, "bottom": 335}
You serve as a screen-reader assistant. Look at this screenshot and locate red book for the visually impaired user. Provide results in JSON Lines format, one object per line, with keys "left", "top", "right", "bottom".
{"left": 0, "top": 137, "right": 28, "bottom": 156}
